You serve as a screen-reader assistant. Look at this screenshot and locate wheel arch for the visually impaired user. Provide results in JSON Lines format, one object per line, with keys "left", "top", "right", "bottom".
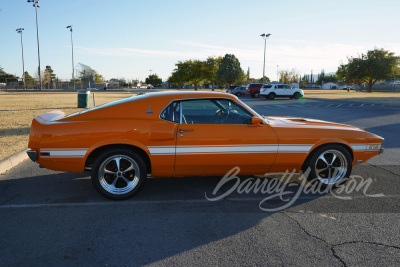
{"left": 301, "top": 142, "right": 354, "bottom": 171}
{"left": 85, "top": 144, "right": 151, "bottom": 174}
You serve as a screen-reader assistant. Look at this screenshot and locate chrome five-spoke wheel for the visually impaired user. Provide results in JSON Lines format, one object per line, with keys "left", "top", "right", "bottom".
{"left": 92, "top": 149, "right": 146, "bottom": 199}
{"left": 303, "top": 144, "right": 352, "bottom": 187}
{"left": 314, "top": 150, "right": 347, "bottom": 185}
{"left": 99, "top": 155, "right": 140, "bottom": 195}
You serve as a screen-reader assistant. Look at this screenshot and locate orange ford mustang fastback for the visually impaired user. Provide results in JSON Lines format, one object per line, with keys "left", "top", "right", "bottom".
{"left": 27, "top": 91, "right": 384, "bottom": 199}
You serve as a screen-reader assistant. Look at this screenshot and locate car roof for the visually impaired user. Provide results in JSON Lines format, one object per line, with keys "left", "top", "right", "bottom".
{"left": 143, "top": 90, "right": 236, "bottom": 101}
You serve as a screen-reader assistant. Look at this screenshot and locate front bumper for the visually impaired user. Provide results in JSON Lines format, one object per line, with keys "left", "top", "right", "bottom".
{"left": 26, "top": 150, "right": 37, "bottom": 162}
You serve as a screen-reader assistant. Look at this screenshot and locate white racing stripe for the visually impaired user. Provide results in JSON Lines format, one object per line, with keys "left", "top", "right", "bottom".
{"left": 148, "top": 144, "right": 313, "bottom": 155}
{"left": 40, "top": 148, "right": 88, "bottom": 158}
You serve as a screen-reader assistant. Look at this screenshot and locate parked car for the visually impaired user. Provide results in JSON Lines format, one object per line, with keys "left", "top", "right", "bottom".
{"left": 246, "top": 83, "right": 263, "bottom": 98}
{"left": 228, "top": 86, "right": 247, "bottom": 96}
{"left": 260, "top": 84, "right": 304, "bottom": 99}
{"left": 226, "top": 85, "right": 239, "bottom": 93}
{"left": 343, "top": 87, "right": 355, "bottom": 91}
{"left": 27, "top": 91, "right": 383, "bottom": 199}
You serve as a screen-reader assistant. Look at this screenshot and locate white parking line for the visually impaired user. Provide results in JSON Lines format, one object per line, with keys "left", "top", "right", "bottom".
{"left": 1, "top": 195, "right": 399, "bottom": 209}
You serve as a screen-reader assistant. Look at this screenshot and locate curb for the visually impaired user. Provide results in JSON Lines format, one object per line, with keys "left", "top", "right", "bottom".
{"left": 0, "top": 148, "right": 29, "bottom": 175}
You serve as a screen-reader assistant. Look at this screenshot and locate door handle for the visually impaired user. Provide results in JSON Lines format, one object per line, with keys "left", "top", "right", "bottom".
{"left": 179, "top": 129, "right": 193, "bottom": 133}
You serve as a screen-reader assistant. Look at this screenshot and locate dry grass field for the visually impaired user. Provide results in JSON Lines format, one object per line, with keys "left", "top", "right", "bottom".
{"left": 0, "top": 89, "right": 399, "bottom": 161}
{"left": 303, "top": 90, "right": 400, "bottom": 105}
{"left": 0, "top": 91, "right": 134, "bottom": 160}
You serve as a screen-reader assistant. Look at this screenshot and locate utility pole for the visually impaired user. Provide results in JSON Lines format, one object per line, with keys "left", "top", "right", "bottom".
{"left": 27, "top": 0, "right": 42, "bottom": 90}
{"left": 260, "top": 33, "right": 271, "bottom": 84}
{"left": 66, "top": 25, "right": 75, "bottom": 90}
{"left": 16, "top": 28, "right": 25, "bottom": 89}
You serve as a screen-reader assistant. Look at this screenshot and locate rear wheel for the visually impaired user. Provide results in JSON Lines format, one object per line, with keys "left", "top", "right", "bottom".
{"left": 268, "top": 93, "right": 276, "bottom": 100}
{"left": 302, "top": 144, "right": 352, "bottom": 187}
{"left": 254, "top": 92, "right": 260, "bottom": 98}
{"left": 91, "top": 149, "right": 147, "bottom": 200}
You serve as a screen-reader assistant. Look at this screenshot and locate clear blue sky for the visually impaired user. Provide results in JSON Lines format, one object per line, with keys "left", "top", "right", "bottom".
{"left": 1, "top": 0, "right": 399, "bottom": 82}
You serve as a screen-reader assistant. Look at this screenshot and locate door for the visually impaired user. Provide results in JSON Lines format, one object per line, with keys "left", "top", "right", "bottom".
{"left": 175, "top": 98, "right": 278, "bottom": 176}
{"left": 282, "top": 85, "right": 292, "bottom": 96}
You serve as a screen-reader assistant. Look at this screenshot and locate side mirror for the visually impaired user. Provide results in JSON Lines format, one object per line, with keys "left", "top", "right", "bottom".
{"left": 251, "top": 116, "right": 264, "bottom": 126}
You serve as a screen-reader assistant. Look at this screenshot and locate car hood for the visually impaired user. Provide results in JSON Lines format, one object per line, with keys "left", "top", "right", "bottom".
{"left": 266, "top": 116, "right": 364, "bottom": 131}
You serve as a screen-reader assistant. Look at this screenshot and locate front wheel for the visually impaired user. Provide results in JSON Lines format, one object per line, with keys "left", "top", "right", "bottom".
{"left": 253, "top": 92, "right": 260, "bottom": 98}
{"left": 293, "top": 92, "right": 301, "bottom": 99}
{"left": 91, "top": 149, "right": 147, "bottom": 200}
{"left": 302, "top": 144, "right": 352, "bottom": 187}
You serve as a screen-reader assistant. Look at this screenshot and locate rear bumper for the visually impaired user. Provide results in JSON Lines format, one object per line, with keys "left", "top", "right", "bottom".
{"left": 26, "top": 150, "right": 37, "bottom": 162}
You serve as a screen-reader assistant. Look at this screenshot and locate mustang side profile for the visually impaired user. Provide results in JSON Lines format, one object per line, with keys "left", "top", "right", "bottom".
{"left": 27, "top": 91, "right": 384, "bottom": 199}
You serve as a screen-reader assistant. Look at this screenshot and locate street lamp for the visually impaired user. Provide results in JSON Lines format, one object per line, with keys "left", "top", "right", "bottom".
{"left": 66, "top": 25, "right": 75, "bottom": 90}
{"left": 277, "top": 65, "right": 279, "bottom": 82}
{"left": 16, "top": 28, "right": 25, "bottom": 89}
{"left": 260, "top": 33, "right": 271, "bottom": 84}
{"left": 27, "top": 0, "right": 42, "bottom": 90}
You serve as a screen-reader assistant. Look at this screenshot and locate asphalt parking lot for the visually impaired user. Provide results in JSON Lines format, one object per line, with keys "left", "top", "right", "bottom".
{"left": 1, "top": 95, "right": 399, "bottom": 266}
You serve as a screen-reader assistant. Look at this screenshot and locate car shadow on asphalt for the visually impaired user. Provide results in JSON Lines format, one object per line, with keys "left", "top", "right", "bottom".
{"left": 1, "top": 161, "right": 399, "bottom": 265}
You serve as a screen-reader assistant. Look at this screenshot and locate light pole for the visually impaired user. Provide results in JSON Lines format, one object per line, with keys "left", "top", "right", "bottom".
{"left": 27, "top": 0, "right": 42, "bottom": 90}
{"left": 16, "top": 28, "right": 25, "bottom": 89}
{"left": 260, "top": 33, "right": 271, "bottom": 84}
{"left": 66, "top": 25, "right": 75, "bottom": 90}
{"left": 277, "top": 65, "right": 279, "bottom": 82}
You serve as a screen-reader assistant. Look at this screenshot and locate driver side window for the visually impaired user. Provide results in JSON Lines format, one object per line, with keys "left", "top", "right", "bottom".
{"left": 181, "top": 99, "right": 253, "bottom": 125}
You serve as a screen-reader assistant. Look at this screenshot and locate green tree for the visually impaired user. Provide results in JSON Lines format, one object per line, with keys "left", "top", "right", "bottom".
{"left": 337, "top": 48, "right": 400, "bottom": 92}
{"left": 24, "top": 71, "right": 34, "bottom": 88}
{"left": 216, "top": 54, "right": 244, "bottom": 85}
{"left": 187, "top": 60, "right": 205, "bottom": 90}
{"left": 258, "top": 76, "right": 271, "bottom": 83}
{"left": 0, "top": 66, "right": 18, "bottom": 83}
{"left": 169, "top": 60, "right": 194, "bottom": 89}
{"left": 278, "top": 69, "right": 299, "bottom": 84}
{"left": 299, "top": 76, "right": 307, "bottom": 89}
{"left": 145, "top": 74, "right": 162, "bottom": 87}
{"left": 204, "top": 56, "right": 222, "bottom": 91}
{"left": 79, "top": 69, "right": 104, "bottom": 86}
{"left": 316, "top": 69, "right": 338, "bottom": 85}
{"left": 43, "top": 65, "right": 56, "bottom": 88}
{"left": 95, "top": 72, "right": 104, "bottom": 83}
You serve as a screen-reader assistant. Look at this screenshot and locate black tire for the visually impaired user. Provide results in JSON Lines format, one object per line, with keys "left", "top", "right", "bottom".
{"left": 302, "top": 144, "right": 352, "bottom": 187}
{"left": 254, "top": 92, "right": 260, "bottom": 98}
{"left": 250, "top": 93, "right": 255, "bottom": 98}
{"left": 236, "top": 92, "right": 240, "bottom": 96}
{"left": 293, "top": 92, "right": 301, "bottom": 99}
{"left": 91, "top": 149, "right": 147, "bottom": 200}
{"left": 268, "top": 93, "right": 276, "bottom": 100}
